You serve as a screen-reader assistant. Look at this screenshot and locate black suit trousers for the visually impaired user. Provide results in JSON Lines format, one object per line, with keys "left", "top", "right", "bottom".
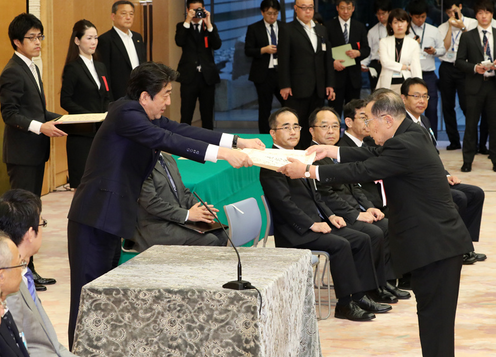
{"left": 368, "top": 60, "right": 381, "bottom": 91}
{"left": 6, "top": 163, "right": 45, "bottom": 197}
{"left": 286, "top": 90, "right": 324, "bottom": 149}
{"left": 330, "top": 68, "right": 361, "bottom": 117}
{"left": 255, "top": 68, "right": 284, "bottom": 134}
{"left": 180, "top": 71, "right": 215, "bottom": 130}
{"left": 67, "top": 220, "right": 121, "bottom": 350}
{"left": 410, "top": 255, "right": 463, "bottom": 357}
{"left": 422, "top": 71, "right": 439, "bottom": 139}
{"left": 450, "top": 183, "right": 484, "bottom": 242}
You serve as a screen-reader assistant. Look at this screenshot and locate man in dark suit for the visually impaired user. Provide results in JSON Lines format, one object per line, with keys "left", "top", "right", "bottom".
{"left": 175, "top": 0, "right": 222, "bottom": 130}
{"left": 0, "top": 13, "right": 65, "bottom": 291}
{"left": 280, "top": 90, "right": 473, "bottom": 357}
{"left": 325, "top": 0, "right": 370, "bottom": 117}
{"left": 66, "top": 62, "right": 264, "bottom": 348}
{"left": 278, "top": 0, "right": 335, "bottom": 148}
{"left": 245, "top": 0, "right": 284, "bottom": 134}
{"left": 98, "top": 1, "right": 147, "bottom": 101}
{"left": 455, "top": 0, "right": 496, "bottom": 172}
{"left": 261, "top": 107, "right": 392, "bottom": 321}
{"left": 0, "top": 236, "right": 30, "bottom": 357}
{"left": 131, "top": 153, "right": 227, "bottom": 252}
{"left": 400, "top": 77, "right": 486, "bottom": 264}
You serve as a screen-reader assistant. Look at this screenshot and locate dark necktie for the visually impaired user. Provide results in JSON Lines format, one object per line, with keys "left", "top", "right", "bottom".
{"left": 343, "top": 23, "right": 349, "bottom": 44}
{"left": 270, "top": 24, "right": 278, "bottom": 60}
{"left": 2, "top": 311, "right": 29, "bottom": 355}
{"left": 483, "top": 30, "right": 492, "bottom": 61}
{"left": 158, "top": 155, "right": 179, "bottom": 200}
{"left": 25, "top": 268, "right": 38, "bottom": 306}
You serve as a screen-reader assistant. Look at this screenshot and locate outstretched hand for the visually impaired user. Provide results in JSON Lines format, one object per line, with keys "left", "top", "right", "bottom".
{"left": 278, "top": 157, "right": 307, "bottom": 179}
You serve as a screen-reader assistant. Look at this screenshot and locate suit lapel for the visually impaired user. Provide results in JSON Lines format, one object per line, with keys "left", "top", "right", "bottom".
{"left": 13, "top": 55, "right": 45, "bottom": 106}
{"left": 257, "top": 20, "right": 269, "bottom": 47}
{"left": 111, "top": 28, "right": 133, "bottom": 68}
{"left": 292, "top": 21, "right": 317, "bottom": 53}
{"left": 156, "top": 156, "right": 181, "bottom": 203}
{"left": 77, "top": 57, "right": 100, "bottom": 92}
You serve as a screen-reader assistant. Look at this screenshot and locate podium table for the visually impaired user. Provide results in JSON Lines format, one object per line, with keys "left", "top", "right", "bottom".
{"left": 74, "top": 246, "right": 321, "bottom": 356}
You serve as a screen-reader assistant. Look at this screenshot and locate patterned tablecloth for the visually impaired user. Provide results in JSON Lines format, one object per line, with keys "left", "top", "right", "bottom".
{"left": 73, "top": 246, "right": 322, "bottom": 357}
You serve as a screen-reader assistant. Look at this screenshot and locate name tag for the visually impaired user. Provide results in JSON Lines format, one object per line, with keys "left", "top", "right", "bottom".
{"left": 419, "top": 51, "right": 427, "bottom": 60}
{"left": 446, "top": 51, "right": 456, "bottom": 60}
{"left": 273, "top": 58, "right": 278, "bottom": 66}
{"left": 322, "top": 43, "right": 326, "bottom": 51}
{"left": 392, "top": 71, "right": 403, "bottom": 78}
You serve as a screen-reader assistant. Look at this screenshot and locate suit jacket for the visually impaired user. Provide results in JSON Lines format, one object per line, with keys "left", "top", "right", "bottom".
{"left": 260, "top": 146, "right": 333, "bottom": 247}
{"left": 175, "top": 22, "right": 222, "bottom": 86}
{"left": 278, "top": 20, "right": 335, "bottom": 98}
{"left": 6, "top": 282, "right": 75, "bottom": 357}
{"left": 320, "top": 119, "right": 473, "bottom": 275}
{"left": 132, "top": 154, "right": 206, "bottom": 252}
{"left": 245, "top": 19, "right": 283, "bottom": 83}
{"left": 0, "top": 311, "right": 29, "bottom": 357}
{"left": 456, "top": 27, "right": 496, "bottom": 95}
{"left": 337, "top": 134, "right": 384, "bottom": 209}
{"left": 376, "top": 36, "right": 422, "bottom": 89}
{"left": 60, "top": 57, "right": 112, "bottom": 114}
{"left": 0, "top": 54, "right": 59, "bottom": 166}
{"left": 97, "top": 28, "right": 147, "bottom": 100}
{"left": 67, "top": 98, "right": 222, "bottom": 239}
{"left": 325, "top": 18, "right": 370, "bottom": 89}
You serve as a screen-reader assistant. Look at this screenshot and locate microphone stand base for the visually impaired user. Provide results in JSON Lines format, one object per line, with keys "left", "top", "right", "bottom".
{"left": 223, "top": 280, "right": 252, "bottom": 290}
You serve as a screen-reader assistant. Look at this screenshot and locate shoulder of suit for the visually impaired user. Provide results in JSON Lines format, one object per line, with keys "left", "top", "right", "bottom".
{"left": 99, "top": 29, "right": 114, "bottom": 39}
{"left": 131, "top": 30, "right": 144, "bottom": 39}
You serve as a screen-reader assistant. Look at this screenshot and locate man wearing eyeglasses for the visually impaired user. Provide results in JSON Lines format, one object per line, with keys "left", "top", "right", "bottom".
{"left": 0, "top": 13, "right": 64, "bottom": 292}
{"left": 0, "top": 189, "right": 76, "bottom": 357}
{"left": 278, "top": 0, "right": 335, "bottom": 148}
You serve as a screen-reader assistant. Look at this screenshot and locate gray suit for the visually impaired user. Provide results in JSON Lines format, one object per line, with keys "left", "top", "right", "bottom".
{"left": 131, "top": 154, "right": 226, "bottom": 252}
{"left": 6, "top": 281, "right": 76, "bottom": 357}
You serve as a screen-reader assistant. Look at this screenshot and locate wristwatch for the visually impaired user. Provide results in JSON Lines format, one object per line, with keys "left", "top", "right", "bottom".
{"left": 304, "top": 164, "right": 311, "bottom": 178}
{"left": 232, "top": 135, "right": 239, "bottom": 149}
{"left": 461, "top": 26, "right": 466, "bottom": 31}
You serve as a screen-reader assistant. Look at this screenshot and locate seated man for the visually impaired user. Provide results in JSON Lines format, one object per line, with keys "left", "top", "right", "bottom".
{"left": 260, "top": 107, "right": 392, "bottom": 321}
{"left": 308, "top": 106, "right": 410, "bottom": 301}
{"left": 0, "top": 234, "right": 30, "bottom": 357}
{"left": 131, "top": 152, "right": 227, "bottom": 252}
{"left": 0, "top": 189, "right": 77, "bottom": 357}
{"left": 400, "top": 77, "right": 486, "bottom": 264}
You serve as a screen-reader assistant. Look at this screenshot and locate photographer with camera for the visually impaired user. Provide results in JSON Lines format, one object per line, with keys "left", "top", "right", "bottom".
{"left": 175, "top": 0, "right": 222, "bottom": 129}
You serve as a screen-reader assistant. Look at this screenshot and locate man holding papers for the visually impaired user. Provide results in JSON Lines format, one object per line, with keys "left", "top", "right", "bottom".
{"left": 325, "top": 0, "right": 370, "bottom": 117}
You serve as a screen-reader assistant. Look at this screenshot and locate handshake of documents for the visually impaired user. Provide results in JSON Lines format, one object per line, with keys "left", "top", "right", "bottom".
{"left": 241, "top": 148, "right": 316, "bottom": 171}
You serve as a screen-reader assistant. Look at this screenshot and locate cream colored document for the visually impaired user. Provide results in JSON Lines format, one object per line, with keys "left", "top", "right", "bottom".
{"left": 242, "top": 148, "right": 316, "bottom": 171}
{"left": 53, "top": 113, "right": 107, "bottom": 124}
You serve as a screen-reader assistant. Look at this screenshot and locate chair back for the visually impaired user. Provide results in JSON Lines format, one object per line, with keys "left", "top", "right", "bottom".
{"left": 261, "top": 195, "right": 274, "bottom": 247}
{"left": 224, "top": 197, "right": 262, "bottom": 247}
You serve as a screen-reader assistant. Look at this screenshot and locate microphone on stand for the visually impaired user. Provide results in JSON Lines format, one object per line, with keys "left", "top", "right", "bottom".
{"left": 193, "top": 192, "right": 252, "bottom": 290}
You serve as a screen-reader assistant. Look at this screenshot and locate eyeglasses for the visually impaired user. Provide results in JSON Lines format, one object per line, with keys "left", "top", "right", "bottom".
{"left": 406, "top": 94, "right": 430, "bottom": 100}
{"left": 295, "top": 5, "right": 314, "bottom": 12}
{"left": 24, "top": 35, "right": 45, "bottom": 42}
{"left": 338, "top": 5, "right": 354, "bottom": 11}
{"left": 39, "top": 218, "right": 47, "bottom": 228}
{"left": 311, "top": 124, "right": 340, "bottom": 131}
{"left": 0, "top": 261, "right": 27, "bottom": 271}
{"left": 272, "top": 125, "right": 302, "bottom": 132}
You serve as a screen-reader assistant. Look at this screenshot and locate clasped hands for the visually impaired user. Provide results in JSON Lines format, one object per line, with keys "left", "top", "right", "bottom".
{"left": 219, "top": 137, "right": 265, "bottom": 168}
{"left": 277, "top": 145, "right": 338, "bottom": 179}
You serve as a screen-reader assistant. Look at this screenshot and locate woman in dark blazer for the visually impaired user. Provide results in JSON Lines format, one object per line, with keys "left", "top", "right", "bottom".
{"left": 61, "top": 19, "right": 112, "bottom": 188}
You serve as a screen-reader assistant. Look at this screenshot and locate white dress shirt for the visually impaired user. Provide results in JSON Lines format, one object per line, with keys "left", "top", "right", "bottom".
{"left": 264, "top": 20, "right": 279, "bottom": 68}
{"left": 438, "top": 16, "right": 478, "bottom": 63}
{"left": 477, "top": 25, "right": 494, "bottom": 77}
{"left": 296, "top": 17, "right": 318, "bottom": 52}
{"left": 79, "top": 55, "right": 101, "bottom": 89}
{"left": 408, "top": 22, "right": 446, "bottom": 71}
{"left": 362, "top": 22, "right": 387, "bottom": 66}
{"left": 113, "top": 26, "right": 140, "bottom": 69}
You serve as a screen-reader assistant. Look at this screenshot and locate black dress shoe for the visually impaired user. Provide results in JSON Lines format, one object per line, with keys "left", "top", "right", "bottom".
{"left": 34, "top": 282, "right": 47, "bottom": 292}
{"left": 32, "top": 272, "right": 56, "bottom": 285}
{"left": 463, "top": 252, "right": 477, "bottom": 265}
{"left": 397, "top": 277, "right": 412, "bottom": 290}
{"left": 478, "top": 146, "right": 489, "bottom": 155}
{"left": 356, "top": 295, "right": 392, "bottom": 313}
{"left": 335, "top": 301, "right": 375, "bottom": 321}
{"left": 446, "top": 143, "right": 461, "bottom": 150}
{"left": 474, "top": 252, "right": 487, "bottom": 261}
{"left": 366, "top": 288, "right": 398, "bottom": 304}
{"left": 461, "top": 163, "right": 472, "bottom": 172}
{"left": 385, "top": 282, "right": 411, "bottom": 299}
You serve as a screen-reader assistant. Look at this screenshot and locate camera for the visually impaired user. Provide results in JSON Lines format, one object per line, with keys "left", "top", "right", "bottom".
{"left": 195, "top": 8, "right": 206, "bottom": 19}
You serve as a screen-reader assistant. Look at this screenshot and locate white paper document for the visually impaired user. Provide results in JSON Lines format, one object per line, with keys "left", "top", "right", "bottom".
{"left": 53, "top": 113, "right": 107, "bottom": 124}
{"left": 242, "top": 148, "right": 316, "bottom": 171}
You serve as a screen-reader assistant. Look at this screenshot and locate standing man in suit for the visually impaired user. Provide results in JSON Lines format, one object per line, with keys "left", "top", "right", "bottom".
{"left": 456, "top": 0, "right": 496, "bottom": 172}
{"left": 245, "top": 0, "right": 284, "bottom": 134}
{"left": 0, "top": 189, "right": 77, "bottom": 357}
{"left": 66, "top": 62, "right": 264, "bottom": 348}
{"left": 131, "top": 153, "right": 227, "bottom": 252}
{"left": 280, "top": 90, "right": 474, "bottom": 357}
{"left": 0, "top": 235, "right": 30, "bottom": 357}
{"left": 98, "top": 1, "right": 147, "bottom": 101}
{"left": 0, "top": 13, "right": 65, "bottom": 291}
{"left": 278, "top": 0, "right": 335, "bottom": 148}
{"left": 260, "top": 107, "right": 392, "bottom": 321}
{"left": 325, "top": 0, "right": 370, "bottom": 117}
{"left": 176, "top": 0, "right": 222, "bottom": 130}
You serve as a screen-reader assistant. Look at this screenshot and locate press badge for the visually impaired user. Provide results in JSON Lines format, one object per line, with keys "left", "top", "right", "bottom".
{"left": 393, "top": 71, "right": 403, "bottom": 78}
{"left": 446, "top": 51, "right": 456, "bottom": 60}
{"left": 322, "top": 43, "right": 326, "bottom": 51}
{"left": 419, "top": 51, "right": 427, "bottom": 60}
{"left": 273, "top": 58, "right": 278, "bottom": 66}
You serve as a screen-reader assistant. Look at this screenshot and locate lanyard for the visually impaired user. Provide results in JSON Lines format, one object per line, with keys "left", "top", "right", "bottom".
{"left": 411, "top": 24, "right": 426, "bottom": 47}
{"left": 451, "top": 18, "right": 464, "bottom": 51}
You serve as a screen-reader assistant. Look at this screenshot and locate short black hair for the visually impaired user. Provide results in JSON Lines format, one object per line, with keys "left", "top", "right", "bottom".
{"left": 268, "top": 107, "right": 299, "bottom": 129}
{"left": 127, "top": 62, "right": 179, "bottom": 101}
{"left": 0, "top": 189, "right": 41, "bottom": 247}
{"left": 187, "top": 0, "right": 205, "bottom": 8}
{"left": 401, "top": 77, "right": 428, "bottom": 95}
{"left": 374, "top": 0, "right": 392, "bottom": 13}
{"left": 407, "top": 0, "right": 428, "bottom": 15}
{"left": 8, "top": 13, "right": 44, "bottom": 51}
{"left": 474, "top": 0, "right": 494, "bottom": 14}
{"left": 343, "top": 99, "right": 367, "bottom": 120}
{"left": 387, "top": 8, "right": 411, "bottom": 36}
{"left": 112, "top": 1, "right": 135, "bottom": 14}
{"left": 260, "top": 0, "right": 281, "bottom": 12}
{"left": 336, "top": 0, "right": 355, "bottom": 6}
{"left": 444, "top": 0, "right": 463, "bottom": 9}
{"left": 308, "top": 106, "right": 340, "bottom": 127}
